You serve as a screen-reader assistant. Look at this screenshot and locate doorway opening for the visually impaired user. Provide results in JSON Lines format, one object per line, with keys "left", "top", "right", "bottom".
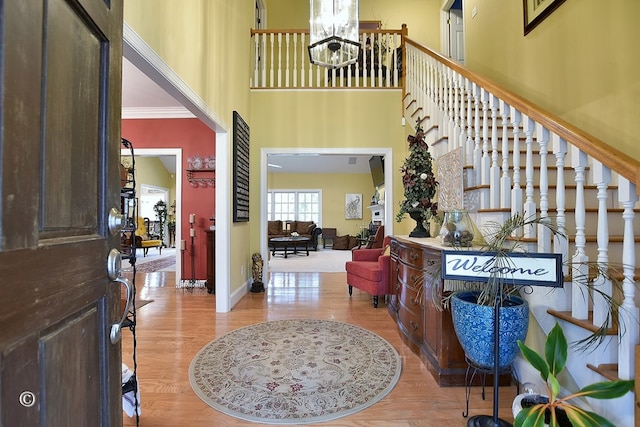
{"left": 121, "top": 148, "right": 182, "bottom": 282}
{"left": 260, "top": 148, "right": 394, "bottom": 274}
{"left": 441, "top": 0, "right": 465, "bottom": 63}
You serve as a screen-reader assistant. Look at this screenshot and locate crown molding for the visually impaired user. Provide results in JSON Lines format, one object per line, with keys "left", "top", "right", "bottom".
{"left": 122, "top": 106, "right": 195, "bottom": 119}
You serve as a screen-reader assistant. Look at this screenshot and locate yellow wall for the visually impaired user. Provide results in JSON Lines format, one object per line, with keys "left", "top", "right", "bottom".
{"left": 265, "top": 0, "right": 441, "bottom": 48}
{"left": 463, "top": 0, "right": 640, "bottom": 160}
{"left": 127, "top": 157, "right": 175, "bottom": 201}
{"left": 249, "top": 90, "right": 419, "bottom": 239}
{"left": 268, "top": 173, "right": 374, "bottom": 237}
{"left": 125, "top": 0, "right": 254, "bottom": 294}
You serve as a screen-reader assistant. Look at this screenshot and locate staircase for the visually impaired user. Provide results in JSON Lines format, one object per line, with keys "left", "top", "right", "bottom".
{"left": 402, "top": 38, "right": 640, "bottom": 426}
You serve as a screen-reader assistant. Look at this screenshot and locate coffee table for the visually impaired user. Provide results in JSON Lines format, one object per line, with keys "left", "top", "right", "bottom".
{"left": 269, "top": 236, "right": 311, "bottom": 258}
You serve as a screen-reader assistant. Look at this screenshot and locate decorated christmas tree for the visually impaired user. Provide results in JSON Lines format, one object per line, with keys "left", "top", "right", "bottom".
{"left": 395, "top": 125, "right": 438, "bottom": 237}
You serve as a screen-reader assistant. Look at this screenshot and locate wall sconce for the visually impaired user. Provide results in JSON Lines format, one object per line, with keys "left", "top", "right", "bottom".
{"left": 308, "top": 0, "right": 360, "bottom": 69}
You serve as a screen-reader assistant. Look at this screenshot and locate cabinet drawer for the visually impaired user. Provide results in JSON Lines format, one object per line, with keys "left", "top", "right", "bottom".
{"left": 399, "top": 278, "right": 423, "bottom": 309}
{"left": 399, "top": 302, "right": 423, "bottom": 341}
{"left": 398, "top": 245, "right": 423, "bottom": 267}
{"left": 398, "top": 262, "right": 423, "bottom": 291}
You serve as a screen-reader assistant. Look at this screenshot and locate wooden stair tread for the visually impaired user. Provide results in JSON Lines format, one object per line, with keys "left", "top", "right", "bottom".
{"left": 587, "top": 363, "right": 620, "bottom": 381}
{"left": 547, "top": 309, "right": 618, "bottom": 335}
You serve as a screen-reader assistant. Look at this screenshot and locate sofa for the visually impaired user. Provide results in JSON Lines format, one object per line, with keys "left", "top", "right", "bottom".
{"left": 267, "top": 220, "right": 322, "bottom": 251}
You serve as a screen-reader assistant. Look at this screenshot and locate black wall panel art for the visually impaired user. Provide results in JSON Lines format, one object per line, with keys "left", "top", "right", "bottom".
{"left": 233, "top": 111, "right": 250, "bottom": 222}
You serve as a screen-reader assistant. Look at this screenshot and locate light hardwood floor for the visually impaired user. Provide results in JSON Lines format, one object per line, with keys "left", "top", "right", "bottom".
{"left": 122, "top": 270, "right": 518, "bottom": 426}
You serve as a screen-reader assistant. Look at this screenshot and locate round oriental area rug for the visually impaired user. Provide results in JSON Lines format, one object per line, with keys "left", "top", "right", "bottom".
{"left": 189, "top": 318, "right": 402, "bottom": 424}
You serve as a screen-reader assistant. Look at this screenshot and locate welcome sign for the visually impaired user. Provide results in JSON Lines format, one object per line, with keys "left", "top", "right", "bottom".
{"left": 441, "top": 250, "right": 564, "bottom": 287}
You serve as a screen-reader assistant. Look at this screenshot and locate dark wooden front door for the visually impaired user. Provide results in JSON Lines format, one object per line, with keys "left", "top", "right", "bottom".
{"left": 0, "top": 0, "right": 124, "bottom": 425}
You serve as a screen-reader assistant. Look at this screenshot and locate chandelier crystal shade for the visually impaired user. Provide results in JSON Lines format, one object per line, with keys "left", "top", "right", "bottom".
{"left": 308, "top": 0, "right": 360, "bottom": 69}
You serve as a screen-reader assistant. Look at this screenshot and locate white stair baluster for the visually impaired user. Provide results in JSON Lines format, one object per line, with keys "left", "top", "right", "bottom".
{"left": 285, "top": 33, "right": 290, "bottom": 87}
{"left": 571, "top": 146, "right": 588, "bottom": 320}
{"left": 277, "top": 33, "right": 282, "bottom": 87}
{"left": 269, "top": 33, "right": 274, "bottom": 87}
{"left": 551, "top": 135, "right": 568, "bottom": 272}
{"left": 292, "top": 33, "right": 297, "bottom": 88}
{"left": 522, "top": 116, "right": 536, "bottom": 238}
{"left": 591, "top": 160, "right": 612, "bottom": 327}
{"left": 480, "top": 89, "right": 490, "bottom": 210}
{"left": 253, "top": 33, "right": 260, "bottom": 87}
{"left": 489, "top": 95, "right": 500, "bottom": 209}
{"left": 465, "top": 78, "right": 474, "bottom": 180}
{"left": 536, "top": 125, "right": 551, "bottom": 252}
{"left": 261, "top": 33, "right": 267, "bottom": 87}
{"left": 473, "top": 83, "right": 482, "bottom": 189}
{"left": 300, "top": 33, "right": 306, "bottom": 88}
{"left": 617, "top": 177, "right": 639, "bottom": 380}
{"left": 499, "top": 101, "right": 511, "bottom": 209}
{"left": 511, "top": 109, "right": 522, "bottom": 217}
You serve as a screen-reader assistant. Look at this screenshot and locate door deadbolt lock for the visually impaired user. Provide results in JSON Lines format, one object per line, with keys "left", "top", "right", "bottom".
{"left": 108, "top": 207, "right": 125, "bottom": 235}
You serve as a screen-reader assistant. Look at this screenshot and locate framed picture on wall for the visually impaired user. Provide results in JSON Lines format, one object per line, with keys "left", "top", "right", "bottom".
{"left": 345, "top": 193, "right": 362, "bottom": 220}
{"left": 523, "top": 0, "right": 566, "bottom": 35}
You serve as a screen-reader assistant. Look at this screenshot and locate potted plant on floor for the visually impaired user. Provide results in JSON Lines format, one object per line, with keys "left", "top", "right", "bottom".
{"left": 513, "top": 322, "right": 634, "bottom": 427}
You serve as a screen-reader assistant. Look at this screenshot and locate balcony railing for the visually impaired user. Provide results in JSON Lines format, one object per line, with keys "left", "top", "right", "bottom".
{"left": 250, "top": 27, "right": 406, "bottom": 89}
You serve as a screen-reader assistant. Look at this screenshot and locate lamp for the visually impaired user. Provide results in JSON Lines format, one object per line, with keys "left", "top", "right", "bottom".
{"left": 308, "top": 0, "right": 360, "bottom": 69}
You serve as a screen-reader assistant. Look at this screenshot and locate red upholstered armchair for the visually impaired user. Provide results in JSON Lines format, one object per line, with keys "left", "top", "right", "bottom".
{"left": 345, "top": 236, "right": 391, "bottom": 308}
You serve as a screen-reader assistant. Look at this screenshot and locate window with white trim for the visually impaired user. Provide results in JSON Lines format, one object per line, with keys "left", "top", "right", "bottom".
{"left": 267, "top": 190, "right": 321, "bottom": 224}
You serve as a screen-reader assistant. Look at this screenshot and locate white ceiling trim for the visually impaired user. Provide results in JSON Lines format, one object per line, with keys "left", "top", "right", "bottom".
{"left": 122, "top": 106, "right": 195, "bottom": 119}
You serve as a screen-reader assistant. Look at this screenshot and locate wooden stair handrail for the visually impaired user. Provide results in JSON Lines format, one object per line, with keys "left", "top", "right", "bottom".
{"left": 405, "top": 37, "right": 640, "bottom": 190}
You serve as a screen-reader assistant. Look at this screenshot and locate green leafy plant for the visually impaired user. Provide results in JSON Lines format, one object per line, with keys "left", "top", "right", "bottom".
{"left": 515, "top": 322, "right": 634, "bottom": 427}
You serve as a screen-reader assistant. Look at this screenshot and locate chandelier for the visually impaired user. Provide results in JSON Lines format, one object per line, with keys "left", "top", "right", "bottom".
{"left": 308, "top": 0, "right": 360, "bottom": 69}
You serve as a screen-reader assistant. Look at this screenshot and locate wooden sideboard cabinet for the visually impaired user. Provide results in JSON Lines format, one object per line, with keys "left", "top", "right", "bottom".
{"left": 388, "top": 235, "right": 469, "bottom": 386}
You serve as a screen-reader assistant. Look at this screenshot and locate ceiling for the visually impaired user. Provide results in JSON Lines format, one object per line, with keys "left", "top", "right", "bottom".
{"left": 121, "top": 58, "right": 375, "bottom": 175}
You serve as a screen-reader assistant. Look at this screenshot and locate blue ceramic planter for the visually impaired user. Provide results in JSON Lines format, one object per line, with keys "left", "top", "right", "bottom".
{"left": 451, "top": 291, "right": 529, "bottom": 369}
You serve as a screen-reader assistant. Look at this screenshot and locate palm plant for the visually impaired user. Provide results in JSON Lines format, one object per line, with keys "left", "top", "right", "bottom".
{"left": 515, "top": 322, "right": 634, "bottom": 427}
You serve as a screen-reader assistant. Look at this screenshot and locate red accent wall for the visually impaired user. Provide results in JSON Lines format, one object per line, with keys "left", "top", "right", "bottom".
{"left": 122, "top": 118, "right": 215, "bottom": 281}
